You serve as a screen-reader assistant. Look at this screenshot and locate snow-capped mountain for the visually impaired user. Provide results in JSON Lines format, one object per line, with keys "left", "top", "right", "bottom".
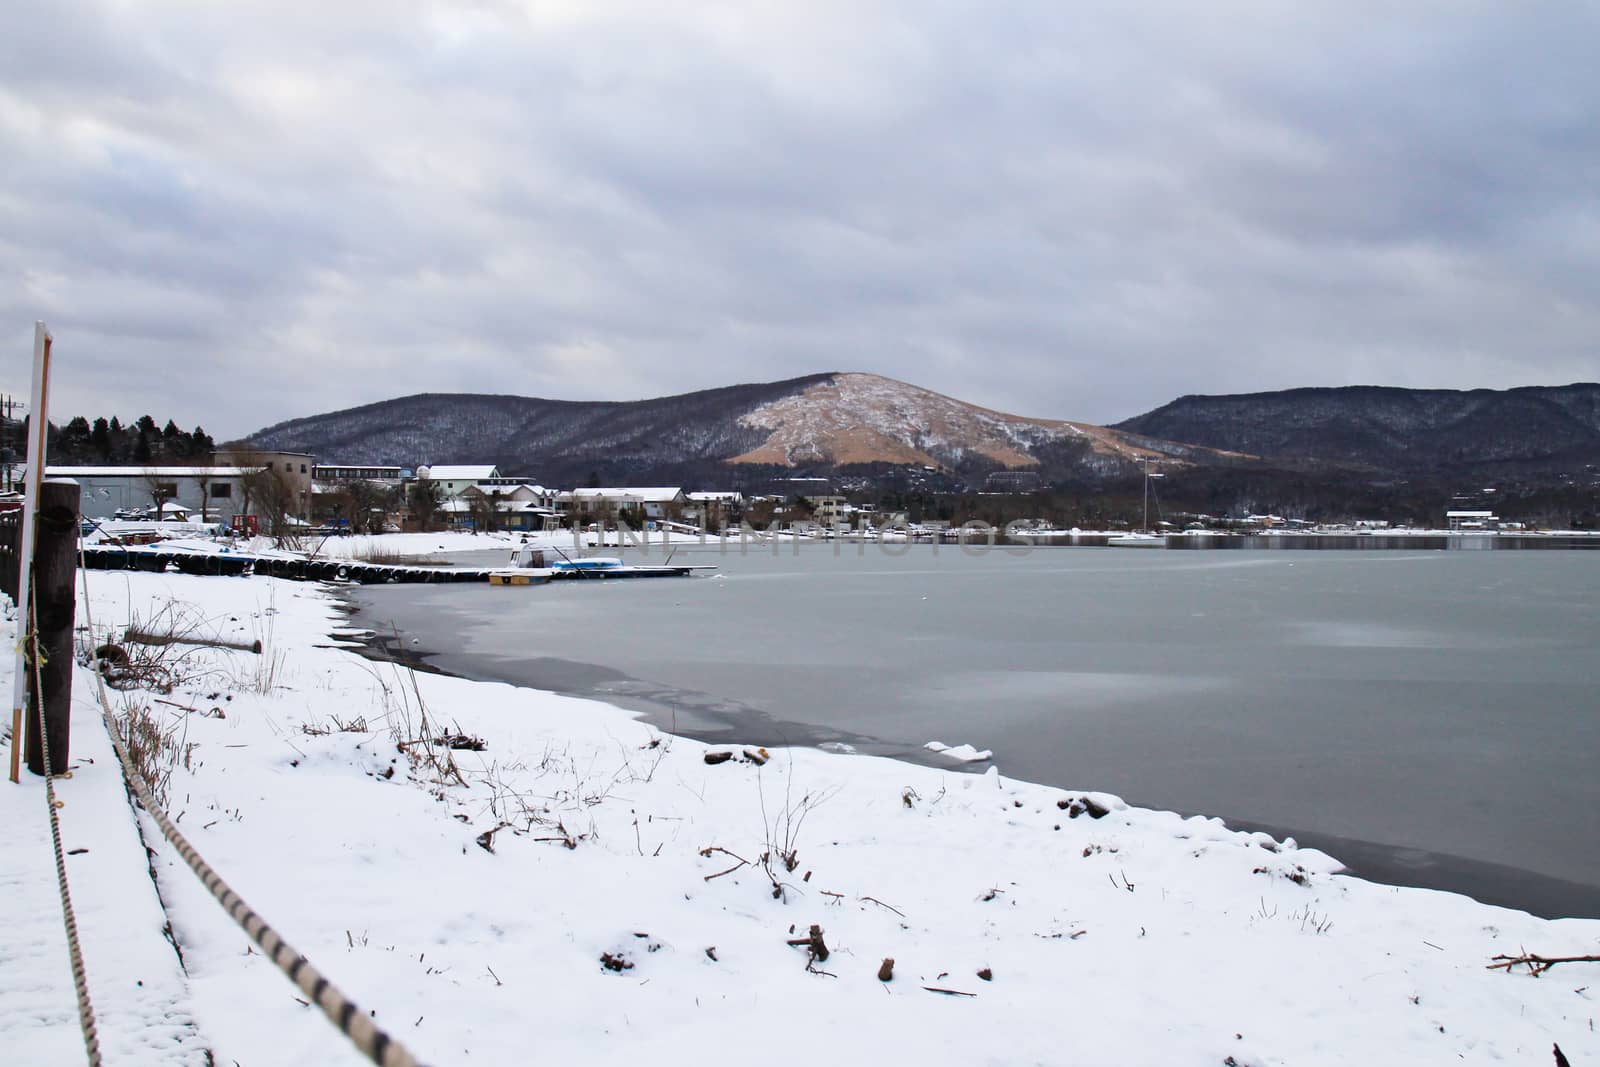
{"left": 243, "top": 372, "right": 1224, "bottom": 486}
{"left": 732, "top": 373, "right": 1081, "bottom": 468}
{"left": 730, "top": 373, "right": 1208, "bottom": 471}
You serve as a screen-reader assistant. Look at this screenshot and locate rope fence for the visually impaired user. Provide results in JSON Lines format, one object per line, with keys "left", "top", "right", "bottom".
{"left": 7, "top": 545, "right": 436, "bottom": 1066}
{"left": 30, "top": 581, "right": 103, "bottom": 1065}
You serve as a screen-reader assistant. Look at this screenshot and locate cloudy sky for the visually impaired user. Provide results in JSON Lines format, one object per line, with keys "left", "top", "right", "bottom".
{"left": 3, "top": 1, "right": 1597, "bottom": 440}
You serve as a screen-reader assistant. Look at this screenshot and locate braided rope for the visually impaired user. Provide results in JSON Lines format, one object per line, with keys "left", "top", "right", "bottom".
{"left": 29, "top": 582, "right": 104, "bottom": 1066}
{"left": 77, "top": 554, "right": 429, "bottom": 1067}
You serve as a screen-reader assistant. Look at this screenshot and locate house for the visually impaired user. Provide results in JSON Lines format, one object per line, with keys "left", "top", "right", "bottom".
{"left": 457, "top": 483, "right": 564, "bottom": 531}
{"left": 805, "top": 495, "right": 848, "bottom": 526}
{"left": 561, "top": 487, "right": 687, "bottom": 521}
{"left": 416, "top": 464, "right": 501, "bottom": 499}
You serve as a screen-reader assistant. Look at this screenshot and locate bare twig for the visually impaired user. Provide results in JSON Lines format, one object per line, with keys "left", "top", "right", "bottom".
{"left": 704, "top": 861, "right": 748, "bottom": 882}
{"left": 860, "top": 895, "right": 905, "bottom": 917}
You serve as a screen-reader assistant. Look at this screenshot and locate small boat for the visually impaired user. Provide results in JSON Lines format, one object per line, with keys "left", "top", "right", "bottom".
{"left": 501, "top": 543, "right": 716, "bottom": 581}
{"left": 1109, "top": 460, "right": 1169, "bottom": 548}
{"left": 1107, "top": 532, "right": 1165, "bottom": 548}
{"left": 551, "top": 555, "right": 625, "bottom": 572}
{"left": 487, "top": 571, "right": 550, "bottom": 586}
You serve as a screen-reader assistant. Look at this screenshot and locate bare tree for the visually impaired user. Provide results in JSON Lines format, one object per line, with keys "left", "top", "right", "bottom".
{"left": 141, "top": 467, "right": 176, "bottom": 519}
{"left": 340, "top": 480, "right": 389, "bottom": 533}
{"left": 234, "top": 452, "right": 298, "bottom": 542}
{"left": 466, "top": 487, "right": 499, "bottom": 533}
{"left": 193, "top": 461, "right": 216, "bottom": 524}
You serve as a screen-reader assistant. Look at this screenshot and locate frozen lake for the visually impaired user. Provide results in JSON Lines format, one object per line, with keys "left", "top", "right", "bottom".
{"left": 348, "top": 544, "right": 1600, "bottom": 917}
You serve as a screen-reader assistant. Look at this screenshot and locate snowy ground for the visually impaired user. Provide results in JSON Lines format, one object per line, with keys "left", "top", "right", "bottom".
{"left": 3, "top": 569, "right": 1597, "bottom": 1065}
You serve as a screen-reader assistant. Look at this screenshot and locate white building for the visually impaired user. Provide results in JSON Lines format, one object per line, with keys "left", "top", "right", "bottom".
{"left": 47, "top": 466, "right": 256, "bottom": 523}
{"left": 416, "top": 465, "right": 501, "bottom": 498}
{"left": 1446, "top": 510, "right": 1498, "bottom": 531}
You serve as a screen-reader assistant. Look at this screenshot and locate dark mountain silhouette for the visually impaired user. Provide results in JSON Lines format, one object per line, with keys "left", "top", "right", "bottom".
{"left": 1114, "top": 384, "right": 1600, "bottom": 480}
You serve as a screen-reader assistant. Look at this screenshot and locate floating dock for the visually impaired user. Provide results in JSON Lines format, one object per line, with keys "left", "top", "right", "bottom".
{"left": 80, "top": 545, "right": 715, "bottom": 585}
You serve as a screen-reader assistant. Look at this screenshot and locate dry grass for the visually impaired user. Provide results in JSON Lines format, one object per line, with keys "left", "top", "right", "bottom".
{"left": 115, "top": 698, "right": 193, "bottom": 808}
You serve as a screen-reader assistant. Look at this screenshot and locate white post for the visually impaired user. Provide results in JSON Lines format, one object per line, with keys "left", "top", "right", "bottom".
{"left": 10, "top": 322, "right": 52, "bottom": 783}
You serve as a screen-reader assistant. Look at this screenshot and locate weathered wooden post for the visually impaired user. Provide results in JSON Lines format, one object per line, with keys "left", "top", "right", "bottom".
{"left": 24, "top": 478, "right": 79, "bottom": 776}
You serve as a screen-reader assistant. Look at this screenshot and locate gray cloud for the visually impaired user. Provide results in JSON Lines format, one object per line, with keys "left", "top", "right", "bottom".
{"left": 2, "top": 0, "right": 1596, "bottom": 442}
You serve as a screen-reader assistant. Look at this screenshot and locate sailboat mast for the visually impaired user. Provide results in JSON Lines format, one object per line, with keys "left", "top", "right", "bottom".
{"left": 1142, "top": 462, "right": 1150, "bottom": 532}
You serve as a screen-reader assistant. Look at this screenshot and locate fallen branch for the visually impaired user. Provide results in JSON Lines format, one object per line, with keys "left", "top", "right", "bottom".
{"left": 1488, "top": 952, "right": 1600, "bottom": 976}
{"left": 125, "top": 627, "right": 262, "bottom": 654}
{"left": 923, "top": 986, "right": 977, "bottom": 997}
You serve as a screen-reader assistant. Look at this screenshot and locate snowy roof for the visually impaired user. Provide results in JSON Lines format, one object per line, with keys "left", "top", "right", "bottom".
{"left": 315, "top": 463, "right": 404, "bottom": 471}
{"left": 567, "top": 487, "right": 685, "bottom": 502}
{"left": 440, "top": 499, "right": 561, "bottom": 514}
{"left": 688, "top": 491, "right": 744, "bottom": 502}
{"left": 470, "top": 482, "right": 550, "bottom": 494}
{"left": 42, "top": 466, "right": 256, "bottom": 478}
{"left": 420, "top": 465, "right": 499, "bottom": 481}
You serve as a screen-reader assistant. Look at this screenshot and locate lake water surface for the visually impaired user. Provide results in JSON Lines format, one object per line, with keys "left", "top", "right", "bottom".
{"left": 348, "top": 544, "right": 1600, "bottom": 917}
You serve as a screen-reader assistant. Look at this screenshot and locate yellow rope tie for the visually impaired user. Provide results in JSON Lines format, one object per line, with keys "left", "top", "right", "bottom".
{"left": 76, "top": 548, "right": 430, "bottom": 1067}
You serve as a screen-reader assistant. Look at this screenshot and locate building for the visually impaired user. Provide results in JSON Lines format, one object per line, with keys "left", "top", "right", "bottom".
{"left": 985, "top": 470, "right": 1042, "bottom": 493}
{"left": 805, "top": 495, "right": 848, "bottom": 526}
{"left": 561, "top": 487, "right": 687, "bottom": 521}
{"left": 314, "top": 464, "right": 408, "bottom": 485}
{"left": 455, "top": 483, "right": 563, "bottom": 531}
{"left": 686, "top": 491, "right": 744, "bottom": 529}
{"left": 211, "top": 449, "right": 315, "bottom": 506}
{"left": 1446, "top": 510, "right": 1498, "bottom": 531}
{"left": 416, "top": 464, "right": 501, "bottom": 498}
{"left": 47, "top": 466, "right": 256, "bottom": 523}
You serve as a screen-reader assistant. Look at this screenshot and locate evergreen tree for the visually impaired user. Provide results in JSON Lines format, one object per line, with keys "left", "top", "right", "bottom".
{"left": 91, "top": 417, "right": 111, "bottom": 460}
{"left": 57, "top": 416, "right": 92, "bottom": 460}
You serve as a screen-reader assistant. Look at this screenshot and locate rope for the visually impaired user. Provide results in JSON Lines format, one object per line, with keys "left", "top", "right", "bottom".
{"left": 29, "top": 581, "right": 104, "bottom": 1066}
{"left": 76, "top": 551, "right": 430, "bottom": 1067}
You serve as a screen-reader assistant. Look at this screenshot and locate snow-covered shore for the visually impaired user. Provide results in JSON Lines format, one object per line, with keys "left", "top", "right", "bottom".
{"left": 4, "top": 567, "right": 1597, "bottom": 1065}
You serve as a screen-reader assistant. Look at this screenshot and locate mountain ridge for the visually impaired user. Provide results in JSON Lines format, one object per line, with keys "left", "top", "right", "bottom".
{"left": 243, "top": 374, "right": 1600, "bottom": 490}
{"left": 1113, "top": 382, "right": 1600, "bottom": 477}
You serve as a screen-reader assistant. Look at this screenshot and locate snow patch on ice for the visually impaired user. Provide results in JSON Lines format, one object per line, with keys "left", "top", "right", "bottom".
{"left": 924, "top": 741, "right": 993, "bottom": 762}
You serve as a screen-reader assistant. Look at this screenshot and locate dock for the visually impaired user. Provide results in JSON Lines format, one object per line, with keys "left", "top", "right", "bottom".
{"left": 80, "top": 545, "right": 715, "bottom": 585}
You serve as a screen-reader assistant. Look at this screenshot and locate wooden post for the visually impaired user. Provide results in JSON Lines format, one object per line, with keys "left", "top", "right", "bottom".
{"left": 10, "top": 322, "right": 51, "bottom": 783}
{"left": 24, "top": 479, "right": 79, "bottom": 776}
